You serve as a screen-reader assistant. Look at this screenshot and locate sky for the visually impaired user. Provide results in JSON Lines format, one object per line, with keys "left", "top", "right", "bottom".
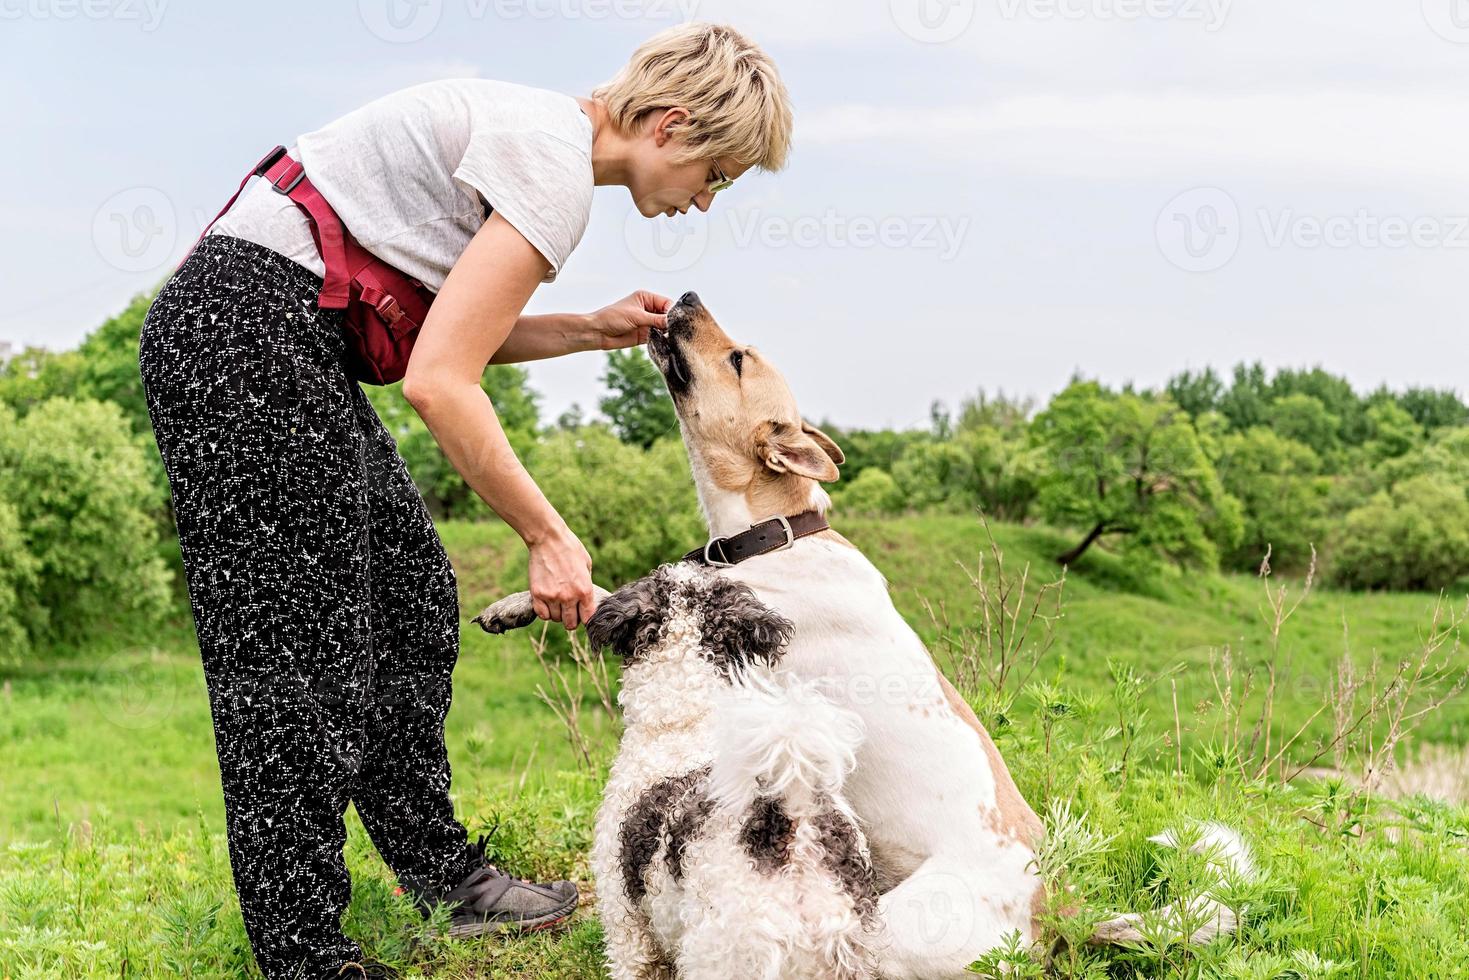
{"left": 3, "top": 0, "right": 1467, "bottom": 431}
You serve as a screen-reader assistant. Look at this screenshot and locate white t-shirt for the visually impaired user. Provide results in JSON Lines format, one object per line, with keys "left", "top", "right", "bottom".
{"left": 209, "top": 78, "right": 595, "bottom": 288}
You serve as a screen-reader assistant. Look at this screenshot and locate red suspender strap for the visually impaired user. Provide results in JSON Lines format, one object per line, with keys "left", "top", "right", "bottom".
{"left": 258, "top": 155, "right": 351, "bottom": 310}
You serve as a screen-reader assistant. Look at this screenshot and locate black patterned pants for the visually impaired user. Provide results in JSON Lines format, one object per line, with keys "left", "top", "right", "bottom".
{"left": 140, "top": 233, "right": 473, "bottom": 979}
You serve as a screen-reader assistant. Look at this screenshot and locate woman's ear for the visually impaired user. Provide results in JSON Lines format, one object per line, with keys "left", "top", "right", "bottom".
{"left": 760, "top": 420, "right": 843, "bottom": 483}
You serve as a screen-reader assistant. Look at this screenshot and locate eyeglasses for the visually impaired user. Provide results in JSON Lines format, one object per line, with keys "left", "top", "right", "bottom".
{"left": 707, "top": 158, "right": 734, "bottom": 195}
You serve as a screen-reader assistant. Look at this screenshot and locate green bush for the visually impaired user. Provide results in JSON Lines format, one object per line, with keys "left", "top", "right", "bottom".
{"left": 530, "top": 427, "right": 705, "bottom": 587}
{"left": 365, "top": 366, "right": 540, "bottom": 520}
{"left": 1329, "top": 475, "right": 1469, "bottom": 590}
{"left": 1214, "top": 427, "right": 1329, "bottom": 573}
{"left": 892, "top": 439, "right": 974, "bottom": 511}
{"left": 0, "top": 398, "right": 172, "bottom": 649}
{"left": 0, "top": 494, "right": 36, "bottom": 657}
{"left": 832, "top": 466, "right": 905, "bottom": 516}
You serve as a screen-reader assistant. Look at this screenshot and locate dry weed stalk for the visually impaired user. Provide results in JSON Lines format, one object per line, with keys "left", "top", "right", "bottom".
{"left": 1210, "top": 546, "right": 1466, "bottom": 788}
{"left": 922, "top": 512, "right": 1067, "bottom": 706}
{"left": 528, "top": 623, "right": 620, "bottom": 771}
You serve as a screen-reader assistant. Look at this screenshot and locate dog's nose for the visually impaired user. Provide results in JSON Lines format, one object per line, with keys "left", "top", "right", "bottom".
{"left": 677, "top": 290, "right": 702, "bottom": 309}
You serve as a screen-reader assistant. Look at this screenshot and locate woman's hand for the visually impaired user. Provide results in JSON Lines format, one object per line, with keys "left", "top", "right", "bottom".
{"left": 527, "top": 527, "right": 597, "bottom": 630}
{"left": 589, "top": 290, "right": 672, "bottom": 350}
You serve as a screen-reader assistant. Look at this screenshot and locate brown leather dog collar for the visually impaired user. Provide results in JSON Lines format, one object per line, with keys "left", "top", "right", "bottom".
{"left": 682, "top": 510, "right": 830, "bottom": 567}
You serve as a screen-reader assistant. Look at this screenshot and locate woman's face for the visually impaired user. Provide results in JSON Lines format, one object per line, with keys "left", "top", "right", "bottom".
{"left": 629, "top": 108, "right": 751, "bottom": 218}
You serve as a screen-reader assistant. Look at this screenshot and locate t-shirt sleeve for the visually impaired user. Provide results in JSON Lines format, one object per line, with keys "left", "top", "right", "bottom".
{"left": 452, "top": 129, "right": 593, "bottom": 283}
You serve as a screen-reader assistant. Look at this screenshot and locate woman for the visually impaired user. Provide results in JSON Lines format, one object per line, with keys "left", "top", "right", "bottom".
{"left": 139, "top": 22, "right": 792, "bottom": 980}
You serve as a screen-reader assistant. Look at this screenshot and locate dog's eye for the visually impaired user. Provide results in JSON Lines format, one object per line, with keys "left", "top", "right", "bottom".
{"left": 729, "top": 350, "right": 744, "bottom": 376}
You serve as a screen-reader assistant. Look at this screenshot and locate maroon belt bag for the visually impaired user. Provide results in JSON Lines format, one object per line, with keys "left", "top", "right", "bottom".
{"left": 184, "top": 145, "right": 434, "bottom": 385}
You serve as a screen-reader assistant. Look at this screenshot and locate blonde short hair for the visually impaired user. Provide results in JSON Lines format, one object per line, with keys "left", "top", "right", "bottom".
{"left": 593, "top": 22, "right": 794, "bottom": 172}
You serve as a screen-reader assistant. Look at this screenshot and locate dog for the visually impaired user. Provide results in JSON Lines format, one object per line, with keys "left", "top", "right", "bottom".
{"left": 636, "top": 291, "right": 1252, "bottom": 976}
{"left": 477, "top": 564, "right": 885, "bottom": 979}
{"left": 479, "top": 290, "right": 1253, "bottom": 977}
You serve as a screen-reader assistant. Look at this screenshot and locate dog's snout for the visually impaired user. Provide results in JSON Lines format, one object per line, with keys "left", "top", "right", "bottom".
{"left": 677, "top": 290, "right": 702, "bottom": 309}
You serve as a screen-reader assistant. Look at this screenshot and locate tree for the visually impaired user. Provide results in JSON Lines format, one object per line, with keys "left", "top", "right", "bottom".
{"left": 1395, "top": 386, "right": 1468, "bottom": 432}
{"left": 954, "top": 427, "right": 1040, "bottom": 521}
{"left": 0, "top": 495, "right": 36, "bottom": 659}
{"left": 1030, "top": 382, "right": 1242, "bottom": 568}
{"left": 833, "top": 467, "right": 904, "bottom": 516}
{"left": 1361, "top": 400, "right": 1421, "bottom": 464}
{"left": 531, "top": 428, "right": 705, "bottom": 586}
{"left": 1329, "top": 476, "right": 1469, "bottom": 591}
{"left": 0, "top": 398, "right": 172, "bottom": 647}
{"left": 600, "top": 349, "right": 676, "bottom": 448}
{"left": 1165, "top": 366, "right": 1225, "bottom": 420}
{"left": 1266, "top": 394, "right": 1340, "bottom": 459}
{"left": 892, "top": 439, "right": 973, "bottom": 511}
{"left": 1214, "top": 427, "right": 1329, "bottom": 572}
{"left": 365, "top": 364, "right": 539, "bottom": 518}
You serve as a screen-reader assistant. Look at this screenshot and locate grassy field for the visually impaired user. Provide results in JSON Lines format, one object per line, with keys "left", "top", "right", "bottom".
{"left": 2, "top": 514, "right": 1467, "bottom": 978}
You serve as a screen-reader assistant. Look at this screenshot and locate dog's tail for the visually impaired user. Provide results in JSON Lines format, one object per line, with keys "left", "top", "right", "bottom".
{"left": 1090, "top": 822, "right": 1257, "bottom": 946}
{"left": 706, "top": 669, "right": 864, "bottom": 817}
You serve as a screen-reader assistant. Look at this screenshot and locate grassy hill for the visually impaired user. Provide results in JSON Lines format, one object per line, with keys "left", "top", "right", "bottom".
{"left": 2, "top": 514, "right": 1466, "bottom": 978}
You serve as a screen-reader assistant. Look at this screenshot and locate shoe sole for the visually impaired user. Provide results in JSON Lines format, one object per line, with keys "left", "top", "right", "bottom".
{"left": 444, "top": 895, "right": 579, "bottom": 939}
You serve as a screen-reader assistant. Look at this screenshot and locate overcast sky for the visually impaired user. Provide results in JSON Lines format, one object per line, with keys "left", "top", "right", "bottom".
{"left": 5, "top": 0, "right": 1467, "bottom": 430}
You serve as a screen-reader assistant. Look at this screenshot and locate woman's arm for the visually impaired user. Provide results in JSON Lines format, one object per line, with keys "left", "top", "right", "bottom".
{"left": 489, "top": 292, "right": 672, "bottom": 364}
{"left": 402, "top": 211, "right": 595, "bottom": 629}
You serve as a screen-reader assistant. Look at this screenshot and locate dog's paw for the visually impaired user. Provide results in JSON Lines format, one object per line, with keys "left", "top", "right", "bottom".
{"left": 472, "top": 592, "right": 539, "bottom": 634}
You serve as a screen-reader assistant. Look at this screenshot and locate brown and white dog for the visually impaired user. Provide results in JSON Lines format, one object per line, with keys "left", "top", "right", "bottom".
{"left": 642, "top": 291, "right": 1045, "bottom": 977}
{"left": 637, "top": 291, "right": 1252, "bottom": 976}
{"left": 481, "top": 291, "right": 1253, "bottom": 977}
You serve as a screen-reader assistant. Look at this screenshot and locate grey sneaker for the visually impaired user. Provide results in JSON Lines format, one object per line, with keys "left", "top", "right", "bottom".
{"left": 329, "top": 962, "right": 398, "bottom": 979}
{"left": 431, "top": 837, "right": 579, "bottom": 938}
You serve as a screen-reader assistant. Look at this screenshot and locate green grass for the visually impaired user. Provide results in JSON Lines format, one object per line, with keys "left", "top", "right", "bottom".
{"left": 2, "top": 514, "right": 1466, "bottom": 977}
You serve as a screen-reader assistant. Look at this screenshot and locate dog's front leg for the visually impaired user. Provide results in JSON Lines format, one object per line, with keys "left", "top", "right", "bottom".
{"left": 472, "top": 587, "right": 612, "bottom": 634}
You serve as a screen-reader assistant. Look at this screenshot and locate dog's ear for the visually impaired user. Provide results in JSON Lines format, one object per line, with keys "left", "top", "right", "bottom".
{"left": 802, "top": 420, "right": 845, "bottom": 466}
{"left": 759, "top": 420, "right": 843, "bottom": 483}
{"left": 586, "top": 576, "right": 665, "bottom": 656}
{"left": 698, "top": 579, "right": 794, "bottom": 677}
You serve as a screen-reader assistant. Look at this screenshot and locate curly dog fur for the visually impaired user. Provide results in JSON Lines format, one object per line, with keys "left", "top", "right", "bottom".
{"left": 584, "top": 563, "right": 882, "bottom": 980}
